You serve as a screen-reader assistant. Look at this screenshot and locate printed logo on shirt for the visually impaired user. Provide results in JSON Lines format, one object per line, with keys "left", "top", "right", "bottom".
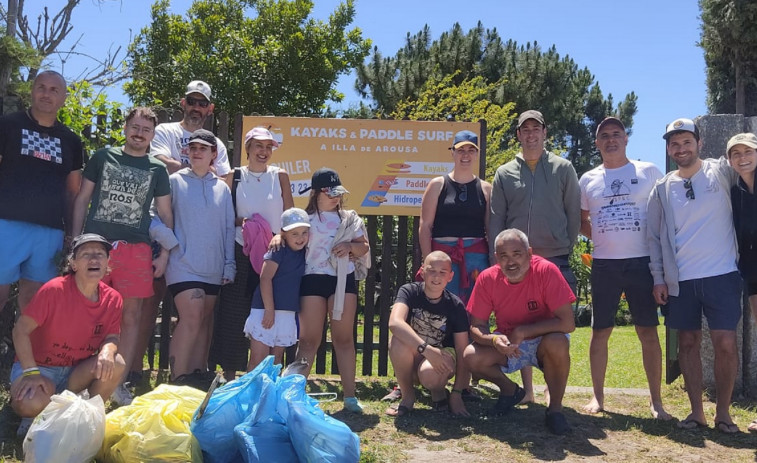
{"left": 94, "top": 324, "right": 103, "bottom": 335}
{"left": 602, "top": 179, "right": 631, "bottom": 198}
{"left": 410, "top": 307, "right": 447, "bottom": 346}
{"left": 92, "top": 162, "right": 154, "bottom": 228}
{"left": 527, "top": 300, "right": 538, "bottom": 312}
{"left": 20, "top": 128, "right": 63, "bottom": 164}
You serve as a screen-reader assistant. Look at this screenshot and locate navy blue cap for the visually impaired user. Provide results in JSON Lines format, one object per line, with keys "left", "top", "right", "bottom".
{"left": 453, "top": 130, "right": 479, "bottom": 150}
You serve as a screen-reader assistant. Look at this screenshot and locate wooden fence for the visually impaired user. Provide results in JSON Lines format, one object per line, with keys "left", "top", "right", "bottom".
{"left": 145, "top": 111, "right": 417, "bottom": 376}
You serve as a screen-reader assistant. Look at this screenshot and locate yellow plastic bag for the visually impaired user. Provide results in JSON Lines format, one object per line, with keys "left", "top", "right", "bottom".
{"left": 98, "top": 384, "right": 206, "bottom": 462}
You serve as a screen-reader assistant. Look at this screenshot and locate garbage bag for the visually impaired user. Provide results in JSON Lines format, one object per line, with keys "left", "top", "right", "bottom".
{"left": 191, "top": 356, "right": 281, "bottom": 463}
{"left": 98, "top": 384, "right": 205, "bottom": 463}
{"left": 233, "top": 371, "right": 296, "bottom": 463}
{"left": 279, "top": 375, "right": 360, "bottom": 463}
{"left": 23, "top": 390, "right": 105, "bottom": 463}
{"left": 234, "top": 421, "right": 297, "bottom": 463}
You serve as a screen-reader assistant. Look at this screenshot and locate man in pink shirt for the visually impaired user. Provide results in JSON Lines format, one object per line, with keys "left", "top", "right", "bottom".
{"left": 464, "top": 228, "right": 575, "bottom": 434}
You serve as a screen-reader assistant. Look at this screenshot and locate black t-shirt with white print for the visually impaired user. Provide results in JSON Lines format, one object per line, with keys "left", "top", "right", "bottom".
{"left": 395, "top": 282, "right": 470, "bottom": 348}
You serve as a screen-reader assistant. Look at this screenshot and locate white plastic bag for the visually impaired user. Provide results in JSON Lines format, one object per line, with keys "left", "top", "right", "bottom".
{"left": 23, "top": 390, "right": 106, "bottom": 463}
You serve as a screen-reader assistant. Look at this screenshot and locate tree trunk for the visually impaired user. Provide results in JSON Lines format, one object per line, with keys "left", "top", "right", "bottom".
{"left": 0, "top": 0, "right": 20, "bottom": 96}
{"left": 735, "top": 57, "right": 746, "bottom": 115}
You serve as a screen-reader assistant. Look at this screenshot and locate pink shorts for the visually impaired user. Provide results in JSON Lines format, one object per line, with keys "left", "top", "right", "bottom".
{"left": 103, "top": 241, "right": 154, "bottom": 298}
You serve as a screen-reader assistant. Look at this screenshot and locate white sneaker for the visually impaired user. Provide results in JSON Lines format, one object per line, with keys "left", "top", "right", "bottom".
{"left": 110, "top": 383, "right": 134, "bottom": 406}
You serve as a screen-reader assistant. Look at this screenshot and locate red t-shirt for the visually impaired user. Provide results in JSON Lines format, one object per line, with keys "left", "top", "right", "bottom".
{"left": 466, "top": 255, "right": 575, "bottom": 336}
{"left": 23, "top": 274, "right": 123, "bottom": 367}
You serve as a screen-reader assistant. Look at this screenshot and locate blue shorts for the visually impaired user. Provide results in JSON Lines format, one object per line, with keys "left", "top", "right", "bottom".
{"left": 666, "top": 272, "right": 742, "bottom": 331}
{"left": 10, "top": 361, "right": 73, "bottom": 394}
{"left": 0, "top": 219, "right": 63, "bottom": 284}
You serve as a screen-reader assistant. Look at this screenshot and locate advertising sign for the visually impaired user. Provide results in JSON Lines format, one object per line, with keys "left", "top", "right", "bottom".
{"left": 241, "top": 117, "right": 483, "bottom": 216}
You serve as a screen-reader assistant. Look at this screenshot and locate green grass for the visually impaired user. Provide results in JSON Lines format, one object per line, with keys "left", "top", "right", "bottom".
{"left": 3, "top": 321, "right": 756, "bottom": 463}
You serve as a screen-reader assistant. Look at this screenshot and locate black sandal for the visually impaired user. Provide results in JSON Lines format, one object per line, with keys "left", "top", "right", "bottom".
{"left": 432, "top": 389, "right": 450, "bottom": 412}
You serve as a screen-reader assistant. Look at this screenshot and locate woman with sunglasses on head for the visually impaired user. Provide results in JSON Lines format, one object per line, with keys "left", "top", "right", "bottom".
{"left": 295, "top": 168, "right": 370, "bottom": 413}
{"left": 211, "top": 127, "right": 293, "bottom": 381}
{"left": 419, "top": 130, "right": 492, "bottom": 305}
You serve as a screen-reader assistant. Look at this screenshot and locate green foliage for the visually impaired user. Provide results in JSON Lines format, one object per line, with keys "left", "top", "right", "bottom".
{"left": 125, "top": 0, "right": 371, "bottom": 116}
{"left": 0, "top": 33, "right": 42, "bottom": 98}
{"left": 570, "top": 237, "right": 592, "bottom": 308}
{"left": 58, "top": 80, "right": 125, "bottom": 156}
{"left": 356, "top": 22, "right": 637, "bottom": 176}
{"left": 699, "top": 0, "right": 757, "bottom": 115}
{"left": 389, "top": 72, "right": 517, "bottom": 180}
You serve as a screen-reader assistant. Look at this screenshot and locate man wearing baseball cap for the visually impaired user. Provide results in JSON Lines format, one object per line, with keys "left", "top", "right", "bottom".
{"left": 488, "top": 109, "right": 580, "bottom": 403}
{"left": 725, "top": 132, "right": 757, "bottom": 434}
{"left": 647, "top": 118, "right": 741, "bottom": 433}
{"left": 578, "top": 117, "right": 669, "bottom": 420}
{"left": 133, "top": 80, "right": 232, "bottom": 391}
{"left": 150, "top": 80, "right": 231, "bottom": 179}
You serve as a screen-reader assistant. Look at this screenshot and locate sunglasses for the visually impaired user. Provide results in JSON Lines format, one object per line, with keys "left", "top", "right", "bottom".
{"left": 683, "top": 178, "right": 695, "bottom": 200}
{"left": 186, "top": 96, "right": 210, "bottom": 108}
{"left": 458, "top": 184, "right": 468, "bottom": 202}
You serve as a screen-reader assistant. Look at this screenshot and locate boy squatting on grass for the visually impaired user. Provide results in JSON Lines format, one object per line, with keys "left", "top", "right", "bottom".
{"left": 386, "top": 251, "right": 471, "bottom": 417}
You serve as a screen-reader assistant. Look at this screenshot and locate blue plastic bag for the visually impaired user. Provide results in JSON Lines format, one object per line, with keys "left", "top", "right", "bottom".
{"left": 234, "top": 421, "right": 297, "bottom": 463}
{"left": 279, "top": 376, "right": 361, "bottom": 463}
{"left": 191, "top": 357, "right": 281, "bottom": 463}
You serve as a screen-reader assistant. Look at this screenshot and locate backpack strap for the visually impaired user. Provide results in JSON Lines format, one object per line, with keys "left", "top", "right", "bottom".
{"left": 232, "top": 167, "right": 241, "bottom": 212}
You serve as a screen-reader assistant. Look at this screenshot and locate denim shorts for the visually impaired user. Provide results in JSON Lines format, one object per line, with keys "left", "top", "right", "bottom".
{"left": 666, "top": 271, "right": 742, "bottom": 331}
{"left": 0, "top": 219, "right": 63, "bottom": 284}
{"left": 10, "top": 361, "right": 72, "bottom": 394}
{"left": 498, "top": 333, "right": 570, "bottom": 374}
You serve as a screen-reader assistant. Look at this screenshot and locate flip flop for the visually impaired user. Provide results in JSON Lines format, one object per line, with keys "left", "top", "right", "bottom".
{"left": 676, "top": 417, "right": 706, "bottom": 430}
{"left": 748, "top": 419, "right": 757, "bottom": 433}
{"left": 715, "top": 420, "right": 740, "bottom": 434}
{"left": 385, "top": 404, "right": 412, "bottom": 417}
{"left": 381, "top": 387, "right": 402, "bottom": 402}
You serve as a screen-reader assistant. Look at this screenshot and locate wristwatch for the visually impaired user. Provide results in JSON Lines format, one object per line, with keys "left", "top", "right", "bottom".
{"left": 417, "top": 341, "right": 429, "bottom": 354}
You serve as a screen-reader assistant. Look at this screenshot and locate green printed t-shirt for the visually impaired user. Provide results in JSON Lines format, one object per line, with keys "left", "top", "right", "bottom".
{"left": 83, "top": 147, "right": 170, "bottom": 244}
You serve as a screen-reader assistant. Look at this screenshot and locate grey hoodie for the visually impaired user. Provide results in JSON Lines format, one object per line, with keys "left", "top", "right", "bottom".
{"left": 165, "top": 168, "right": 236, "bottom": 286}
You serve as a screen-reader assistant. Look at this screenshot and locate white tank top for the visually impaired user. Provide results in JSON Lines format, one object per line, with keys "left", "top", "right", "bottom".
{"left": 234, "top": 165, "right": 284, "bottom": 245}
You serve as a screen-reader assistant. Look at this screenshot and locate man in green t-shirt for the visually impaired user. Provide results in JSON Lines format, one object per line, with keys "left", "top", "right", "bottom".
{"left": 71, "top": 107, "right": 173, "bottom": 405}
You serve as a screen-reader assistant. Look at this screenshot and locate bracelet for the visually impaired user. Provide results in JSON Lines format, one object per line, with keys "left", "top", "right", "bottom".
{"left": 22, "top": 367, "right": 40, "bottom": 377}
{"left": 451, "top": 389, "right": 463, "bottom": 395}
{"left": 491, "top": 335, "right": 499, "bottom": 347}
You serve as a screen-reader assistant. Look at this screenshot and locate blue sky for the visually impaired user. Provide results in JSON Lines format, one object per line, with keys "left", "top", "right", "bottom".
{"left": 41, "top": 0, "right": 708, "bottom": 171}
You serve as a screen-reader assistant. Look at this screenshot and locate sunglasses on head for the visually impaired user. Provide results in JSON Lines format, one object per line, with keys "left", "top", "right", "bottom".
{"left": 186, "top": 96, "right": 210, "bottom": 108}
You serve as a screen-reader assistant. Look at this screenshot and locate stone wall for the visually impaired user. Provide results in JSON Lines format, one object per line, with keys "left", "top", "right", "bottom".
{"left": 692, "top": 114, "right": 757, "bottom": 397}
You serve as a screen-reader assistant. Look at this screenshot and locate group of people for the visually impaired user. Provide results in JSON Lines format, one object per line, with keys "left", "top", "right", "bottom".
{"left": 388, "top": 111, "right": 757, "bottom": 435}
{"left": 2, "top": 70, "right": 757, "bottom": 438}
{"left": 2, "top": 72, "right": 371, "bottom": 438}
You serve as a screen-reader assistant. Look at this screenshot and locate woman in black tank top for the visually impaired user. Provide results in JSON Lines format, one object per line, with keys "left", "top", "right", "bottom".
{"left": 419, "top": 130, "right": 492, "bottom": 304}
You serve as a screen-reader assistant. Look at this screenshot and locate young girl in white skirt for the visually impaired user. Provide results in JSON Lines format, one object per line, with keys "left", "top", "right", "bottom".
{"left": 244, "top": 208, "right": 310, "bottom": 369}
